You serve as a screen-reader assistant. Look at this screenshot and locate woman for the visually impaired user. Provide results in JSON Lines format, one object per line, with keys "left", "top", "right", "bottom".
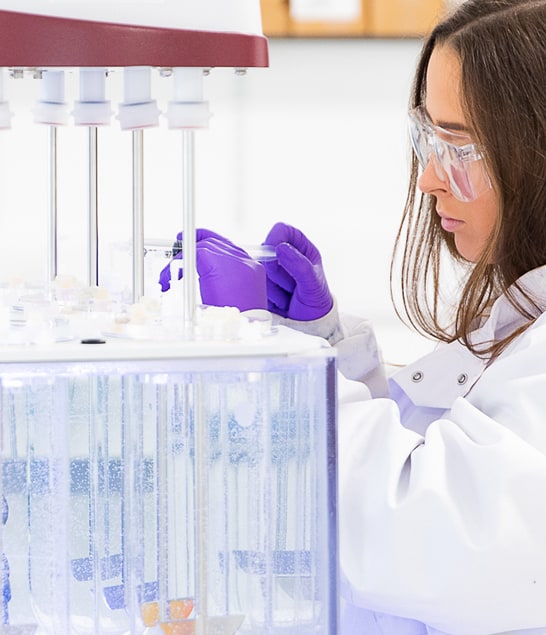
{"left": 160, "top": 1, "right": 546, "bottom": 631}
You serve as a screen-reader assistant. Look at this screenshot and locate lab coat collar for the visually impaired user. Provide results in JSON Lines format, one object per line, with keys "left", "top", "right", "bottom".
{"left": 390, "top": 265, "right": 546, "bottom": 410}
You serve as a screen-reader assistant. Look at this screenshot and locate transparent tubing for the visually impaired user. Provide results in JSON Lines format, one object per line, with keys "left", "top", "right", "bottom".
{"left": 122, "top": 375, "right": 144, "bottom": 633}
{"left": 0, "top": 388, "right": 5, "bottom": 626}
{"left": 75, "top": 68, "right": 111, "bottom": 289}
{"left": 132, "top": 129, "right": 145, "bottom": 303}
{"left": 88, "top": 375, "right": 103, "bottom": 634}
{"left": 182, "top": 129, "right": 196, "bottom": 335}
{"left": 36, "top": 70, "right": 69, "bottom": 285}
{"left": 194, "top": 379, "right": 208, "bottom": 634}
{"left": 26, "top": 379, "right": 72, "bottom": 632}
{"left": 52, "top": 383, "right": 71, "bottom": 634}
{"left": 119, "top": 66, "right": 159, "bottom": 304}
{"left": 88, "top": 127, "right": 99, "bottom": 288}
{"left": 167, "top": 66, "right": 210, "bottom": 336}
{"left": 48, "top": 126, "right": 58, "bottom": 283}
{"left": 155, "top": 380, "right": 203, "bottom": 632}
{"left": 156, "top": 383, "right": 169, "bottom": 623}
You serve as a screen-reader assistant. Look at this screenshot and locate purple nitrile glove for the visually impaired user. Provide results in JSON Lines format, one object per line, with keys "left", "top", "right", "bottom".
{"left": 159, "top": 229, "right": 267, "bottom": 312}
{"left": 158, "top": 229, "right": 223, "bottom": 292}
{"left": 263, "top": 222, "right": 333, "bottom": 321}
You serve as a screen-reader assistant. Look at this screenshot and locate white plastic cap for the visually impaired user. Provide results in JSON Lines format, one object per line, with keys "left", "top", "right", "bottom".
{"left": 33, "top": 69, "right": 69, "bottom": 125}
{"left": 73, "top": 68, "right": 112, "bottom": 126}
{"left": 166, "top": 67, "right": 211, "bottom": 130}
{"left": 117, "top": 67, "right": 160, "bottom": 130}
{"left": 73, "top": 101, "right": 113, "bottom": 126}
{"left": 118, "top": 102, "right": 161, "bottom": 130}
{"left": 172, "top": 67, "right": 204, "bottom": 102}
{"left": 166, "top": 102, "right": 211, "bottom": 129}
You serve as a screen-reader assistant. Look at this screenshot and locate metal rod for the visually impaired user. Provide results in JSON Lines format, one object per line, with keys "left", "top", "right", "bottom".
{"left": 47, "top": 126, "right": 58, "bottom": 283}
{"left": 182, "top": 129, "right": 196, "bottom": 335}
{"left": 132, "top": 129, "right": 145, "bottom": 303}
{"left": 88, "top": 126, "right": 99, "bottom": 288}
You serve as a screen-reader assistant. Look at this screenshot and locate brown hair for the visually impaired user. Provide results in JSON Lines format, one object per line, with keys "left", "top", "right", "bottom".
{"left": 391, "top": 0, "right": 546, "bottom": 358}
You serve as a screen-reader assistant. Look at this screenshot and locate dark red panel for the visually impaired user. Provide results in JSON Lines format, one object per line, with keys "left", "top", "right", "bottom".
{"left": 0, "top": 10, "right": 269, "bottom": 67}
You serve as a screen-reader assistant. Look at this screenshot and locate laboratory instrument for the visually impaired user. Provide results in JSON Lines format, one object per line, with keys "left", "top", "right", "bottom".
{"left": 0, "top": 2, "right": 339, "bottom": 633}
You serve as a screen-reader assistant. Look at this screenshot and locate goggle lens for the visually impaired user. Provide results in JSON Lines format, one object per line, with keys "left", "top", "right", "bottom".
{"left": 408, "top": 107, "right": 490, "bottom": 203}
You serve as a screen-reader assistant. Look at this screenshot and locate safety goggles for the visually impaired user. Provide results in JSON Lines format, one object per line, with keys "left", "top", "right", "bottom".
{"left": 408, "top": 106, "right": 491, "bottom": 202}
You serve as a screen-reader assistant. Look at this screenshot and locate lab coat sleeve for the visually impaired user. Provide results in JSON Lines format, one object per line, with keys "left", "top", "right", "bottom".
{"left": 272, "top": 300, "right": 389, "bottom": 397}
{"left": 338, "top": 324, "right": 546, "bottom": 634}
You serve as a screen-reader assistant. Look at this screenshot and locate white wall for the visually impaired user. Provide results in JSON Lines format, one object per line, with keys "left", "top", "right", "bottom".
{"left": 0, "top": 38, "right": 433, "bottom": 363}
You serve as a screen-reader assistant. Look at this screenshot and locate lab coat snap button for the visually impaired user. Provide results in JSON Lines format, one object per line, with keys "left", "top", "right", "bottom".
{"left": 412, "top": 371, "right": 423, "bottom": 383}
{"left": 457, "top": 373, "right": 468, "bottom": 385}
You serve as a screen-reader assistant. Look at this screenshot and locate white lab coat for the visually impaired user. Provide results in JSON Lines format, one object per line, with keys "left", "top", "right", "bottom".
{"left": 276, "top": 265, "right": 546, "bottom": 635}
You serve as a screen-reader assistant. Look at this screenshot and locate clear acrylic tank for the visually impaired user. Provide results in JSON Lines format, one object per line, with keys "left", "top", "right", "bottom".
{"left": 0, "top": 317, "right": 337, "bottom": 634}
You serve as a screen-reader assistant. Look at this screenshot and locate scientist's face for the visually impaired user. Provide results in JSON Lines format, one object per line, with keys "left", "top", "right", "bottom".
{"left": 418, "top": 44, "right": 498, "bottom": 262}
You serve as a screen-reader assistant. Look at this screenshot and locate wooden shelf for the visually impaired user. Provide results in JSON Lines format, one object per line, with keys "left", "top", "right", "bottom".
{"left": 261, "top": 0, "right": 447, "bottom": 38}
{"left": 261, "top": 0, "right": 291, "bottom": 37}
{"left": 369, "top": 0, "right": 445, "bottom": 36}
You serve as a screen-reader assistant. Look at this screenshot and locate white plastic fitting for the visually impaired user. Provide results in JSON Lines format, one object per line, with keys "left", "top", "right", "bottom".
{"left": 33, "top": 69, "right": 69, "bottom": 126}
{"left": 117, "top": 67, "right": 160, "bottom": 130}
{"left": 166, "top": 67, "right": 211, "bottom": 130}
{"left": 0, "top": 69, "right": 12, "bottom": 130}
{"left": 73, "top": 68, "right": 112, "bottom": 126}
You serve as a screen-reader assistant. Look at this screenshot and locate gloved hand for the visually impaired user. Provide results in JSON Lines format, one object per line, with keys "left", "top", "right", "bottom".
{"left": 263, "top": 222, "right": 333, "bottom": 321}
{"left": 159, "top": 229, "right": 267, "bottom": 312}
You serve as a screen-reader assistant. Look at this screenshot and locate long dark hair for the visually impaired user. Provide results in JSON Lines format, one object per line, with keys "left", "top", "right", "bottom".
{"left": 391, "top": 0, "right": 546, "bottom": 358}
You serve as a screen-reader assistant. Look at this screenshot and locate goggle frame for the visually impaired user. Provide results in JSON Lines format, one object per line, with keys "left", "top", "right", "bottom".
{"left": 408, "top": 106, "right": 490, "bottom": 202}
